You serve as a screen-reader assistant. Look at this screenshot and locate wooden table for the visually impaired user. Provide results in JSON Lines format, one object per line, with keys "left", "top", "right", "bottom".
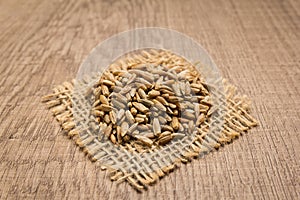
{"left": 0, "top": 0, "right": 299, "bottom": 199}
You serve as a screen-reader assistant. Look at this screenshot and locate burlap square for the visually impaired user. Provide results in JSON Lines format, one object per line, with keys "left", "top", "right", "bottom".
{"left": 42, "top": 49, "right": 257, "bottom": 191}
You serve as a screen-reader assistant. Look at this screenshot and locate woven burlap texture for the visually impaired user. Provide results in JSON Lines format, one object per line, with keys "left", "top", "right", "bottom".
{"left": 42, "top": 51, "right": 258, "bottom": 191}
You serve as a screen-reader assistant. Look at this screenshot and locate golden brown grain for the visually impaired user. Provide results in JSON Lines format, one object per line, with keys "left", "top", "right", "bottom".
{"left": 91, "top": 49, "right": 212, "bottom": 149}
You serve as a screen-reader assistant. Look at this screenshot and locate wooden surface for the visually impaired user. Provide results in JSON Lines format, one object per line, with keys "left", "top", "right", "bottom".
{"left": 0, "top": 0, "right": 299, "bottom": 199}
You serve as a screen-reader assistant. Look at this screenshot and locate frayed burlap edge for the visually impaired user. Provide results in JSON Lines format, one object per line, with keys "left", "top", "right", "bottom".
{"left": 42, "top": 78, "right": 257, "bottom": 191}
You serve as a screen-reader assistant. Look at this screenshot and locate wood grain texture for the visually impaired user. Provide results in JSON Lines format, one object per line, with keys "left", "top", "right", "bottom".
{"left": 0, "top": 0, "right": 299, "bottom": 199}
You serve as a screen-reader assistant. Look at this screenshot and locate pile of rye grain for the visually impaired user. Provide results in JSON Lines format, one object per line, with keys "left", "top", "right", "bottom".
{"left": 91, "top": 49, "right": 213, "bottom": 152}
